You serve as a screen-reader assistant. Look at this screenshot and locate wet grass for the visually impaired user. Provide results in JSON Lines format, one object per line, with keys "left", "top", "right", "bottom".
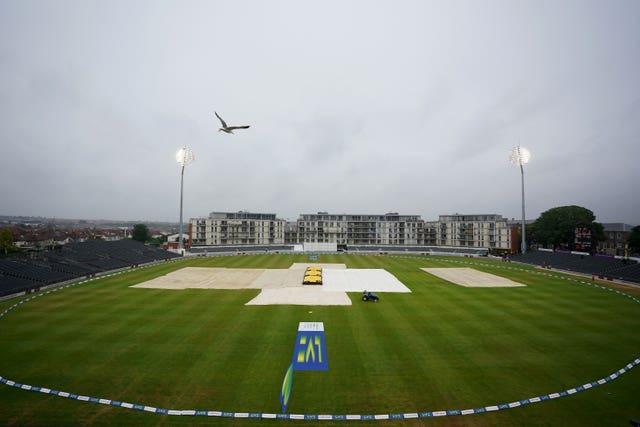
{"left": 0, "top": 254, "right": 639, "bottom": 426}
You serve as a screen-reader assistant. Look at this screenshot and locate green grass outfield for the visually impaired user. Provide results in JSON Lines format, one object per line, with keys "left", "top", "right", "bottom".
{"left": 1, "top": 254, "right": 639, "bottom": 426}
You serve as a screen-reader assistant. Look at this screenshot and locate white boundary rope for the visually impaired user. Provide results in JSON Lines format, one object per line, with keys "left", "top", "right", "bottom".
{"left": 1, "top": 255, "right": 639, "bottom": 420}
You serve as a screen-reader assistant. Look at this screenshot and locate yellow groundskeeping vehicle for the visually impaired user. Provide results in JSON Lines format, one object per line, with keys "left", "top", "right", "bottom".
{"left": 303, "top": 275, "right": 322, "bottom": 284}
{"left": 305, "top": 270, "right": 322, "bottom": 276}
{"left": 303, "top": 267, "right": 323, "bottom": 284}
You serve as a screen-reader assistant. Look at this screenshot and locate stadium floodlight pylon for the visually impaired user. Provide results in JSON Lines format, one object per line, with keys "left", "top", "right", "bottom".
{"left": 509, "top": 145, "right": 531, "bottom": 254}
{"left": 176, "top": 147, "right": 195, "bottom": 252}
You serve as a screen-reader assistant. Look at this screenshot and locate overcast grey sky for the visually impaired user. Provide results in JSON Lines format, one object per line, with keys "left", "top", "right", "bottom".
{"left": 1, "top": 0, "right": 639, "bottom": 224}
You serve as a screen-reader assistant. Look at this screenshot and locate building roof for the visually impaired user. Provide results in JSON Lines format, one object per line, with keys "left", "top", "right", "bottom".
{"left": 602, "top": 223, "right": 635, "bottom": 232}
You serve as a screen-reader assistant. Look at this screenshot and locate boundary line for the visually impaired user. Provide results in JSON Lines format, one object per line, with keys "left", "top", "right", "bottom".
{"left": 1, "top": 255, "right": 639, "bottom": 420}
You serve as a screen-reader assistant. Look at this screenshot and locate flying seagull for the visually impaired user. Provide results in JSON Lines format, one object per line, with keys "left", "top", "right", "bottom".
{"left": 215, "top": 111, "right": 250, "bottom": 134}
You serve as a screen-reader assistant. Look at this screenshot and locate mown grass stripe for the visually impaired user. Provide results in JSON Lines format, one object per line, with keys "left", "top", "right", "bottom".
{"left": 0, "top": 254, "right": 639, "bottom": 426}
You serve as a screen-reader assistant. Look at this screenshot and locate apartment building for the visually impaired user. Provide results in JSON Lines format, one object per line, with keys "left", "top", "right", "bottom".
{"left": 189, "top": 211, "right": 286, "bottom": 246}
{"left": 601, "top": 223, "right": 634, "bottom": 256}
{"left": 296, "top": 212, "right": 424, "bottom": 246}
{"left": 189, "top": 211, "right": 515, "bottom": 251}
{"left": 435, "top": 214, "right": 513, "bottom": 249}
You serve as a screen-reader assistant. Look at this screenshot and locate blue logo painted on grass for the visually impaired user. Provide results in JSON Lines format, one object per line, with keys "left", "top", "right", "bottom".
{"left": 280, "top": 322, "right": 328, "bottom": 413}
{"left": 293, "top": 322, "right": 328, "bottom": 371}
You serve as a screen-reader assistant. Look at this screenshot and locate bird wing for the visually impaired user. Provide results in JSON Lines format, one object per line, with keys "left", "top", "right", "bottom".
{"left": 214, "top": 111, "right": 228, "bottom": 128}
{"left": 227, "top": 125, "right": 250, "bottom": 130}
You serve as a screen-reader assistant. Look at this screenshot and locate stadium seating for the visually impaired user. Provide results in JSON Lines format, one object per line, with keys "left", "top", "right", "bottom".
{"left": 189, "top": 245, "right": 294, "bottom": 254}
{"left": 0, "top": 274, "right": 40, "bottom": 296}
{"left": 0, "top": 240, "right": 179, "bottom": 297}
{"left": 349, "top": 245, "right": 488, "bottom": 256}
{"left": 513, "top": 250, "right": 640, "bottom": 283}
{"left": 188, "top": 244, "right": 488, "bottom": 256}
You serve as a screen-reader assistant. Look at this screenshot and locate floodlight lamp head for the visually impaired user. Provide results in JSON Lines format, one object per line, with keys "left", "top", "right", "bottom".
{"left": 176, "top": 147, "right": 195, "bottom": 167}
{"left": 509, "top": 146, "right": 531, "bottom": 166}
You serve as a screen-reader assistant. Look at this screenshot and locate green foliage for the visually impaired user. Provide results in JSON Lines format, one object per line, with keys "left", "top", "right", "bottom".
{"left": 530, "top": 205, "right": 601, "bottom": 249}
{"left": 629, "top": 225, "right": 640, "bottom": 254}
{"left": 150, "top": 234, "right": 168, "bottom": 246}
{"left": 591, "top": 221, "right": 606, "bottom": 245}
{"left": 0, "top": 228, "right": 17, "bottom": 255}
{"left": 131, "top": 223, "right": 150, "bottom": 243}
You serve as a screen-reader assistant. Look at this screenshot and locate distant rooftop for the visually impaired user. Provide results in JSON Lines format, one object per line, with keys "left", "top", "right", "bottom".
{"left": 602, "top": 223, "right": 635, "bottom": 232}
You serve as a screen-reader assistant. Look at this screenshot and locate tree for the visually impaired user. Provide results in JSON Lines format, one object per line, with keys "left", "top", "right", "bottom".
{"left": 0, "top": 228, "right": 17, "bottom": 255}
{"left": 529, "top": 205, "right": 602, "bottom": 250}
{"left": 131, "top": 224, "right": 150, "bottom": 243}
{"left": 590, "top": 222, "right": 606, "bottom": 248}
{"left": 150, "top": 234, "right": 168, "bottom": 246}
{"left": 629, "top": 226, "right": 640, "bottom": 255}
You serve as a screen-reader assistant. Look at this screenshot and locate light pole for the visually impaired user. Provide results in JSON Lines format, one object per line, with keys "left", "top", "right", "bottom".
{"left": 509, "top": 146, "right": 531, "bottom": 254}
{"left": 176, "top": 147, "right": 195, "bottom": 253}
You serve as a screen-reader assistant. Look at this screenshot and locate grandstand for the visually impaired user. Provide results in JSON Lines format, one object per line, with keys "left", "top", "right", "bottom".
{"left": 6, "top": 241, "right": 636, "bottom": 300}
{"left": 8, "top": 241, "right": 481, "bottom": 297}
{"left": 348, "top": 245, "right": 488, "bottom": 256}
{"left": 189, "top": 245, "right": 294, "bottom": 254}
{"left": 188, "top": 244, "right": 488, "bottom": 256}
{"left": 513, "top": 249, "right": 640, "bottom": 284}
{"left": 0, "top": 240, "right": 179, "bottom": 298}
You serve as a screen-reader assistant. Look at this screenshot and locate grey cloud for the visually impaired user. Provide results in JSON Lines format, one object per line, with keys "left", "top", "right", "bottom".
{"left": 1, "top": 0, "right": 639, "bottom": 224}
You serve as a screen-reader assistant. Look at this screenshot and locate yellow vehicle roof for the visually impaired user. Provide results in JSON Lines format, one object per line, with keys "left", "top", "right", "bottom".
{"left": 305, "top": 270, "right": 322, "bottom": 276}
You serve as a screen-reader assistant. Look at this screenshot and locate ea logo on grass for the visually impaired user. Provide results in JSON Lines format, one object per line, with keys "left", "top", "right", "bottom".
{"left": 293, "top": 322, "right": 328, "bottom": 370}
{"left": 280, "top": 322, "right": 328, "bottom": 413}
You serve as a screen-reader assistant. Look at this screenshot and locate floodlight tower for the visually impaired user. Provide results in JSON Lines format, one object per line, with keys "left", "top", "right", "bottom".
{"left": 176, "top": 147, "right": 195, "bottom": 252}
{"left": 509, "top": 146, "right": 531, "bottom": 254}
